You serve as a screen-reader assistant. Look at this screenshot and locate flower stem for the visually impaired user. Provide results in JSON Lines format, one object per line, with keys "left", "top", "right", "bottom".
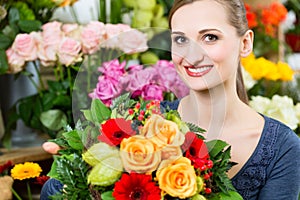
{"left": 87, "top": 55, "right": 91, "bottom": 92}
{"left": 67, "top": 67, "right": 73, "bottom": 94}
{"left": 33, "top": 60, "right": 45, "bottom": 91}
{"left": 99, "top": 0, "right": 106, "bottom": 23}
{"left": 11, "top": 187, "right": 22, "bottom": 200}
{"left": 27, "top": 182, "right": 32, "bottom": 200}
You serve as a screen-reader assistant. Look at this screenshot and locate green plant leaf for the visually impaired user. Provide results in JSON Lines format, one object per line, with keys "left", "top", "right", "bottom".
{"left": 0, "top": 34, "right": 13, "bottom": 50}
{"left": 8, "top": 7, "right": 20, "bottom": 24}
{"left": 206, "top": 140, "right": 229, "bottom": 158}
{"left": 101, "top": 191, "right": 115, "bottom": 200}
{"left": 63, "top": 130, "right": 84, "bottom": 150}
{"left": 91, "top": 99, "right": 111, "bottom": 124}
{"left": 0, "top": 50, "right": 9, "bottom": 74}
{"left": 40, "top": 109, "right": 67, "bottom": 131}
{"left": 18, "top": 20, "right": 42, "bottom": 33}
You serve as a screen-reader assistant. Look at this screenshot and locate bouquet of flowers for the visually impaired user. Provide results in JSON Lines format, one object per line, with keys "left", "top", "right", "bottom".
{"left": 47, "top": 93, "right": 243, "bottom": 200}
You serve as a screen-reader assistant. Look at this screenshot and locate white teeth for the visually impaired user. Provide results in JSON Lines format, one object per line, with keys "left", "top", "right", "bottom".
{"left": 188, "top": 66, "right": 212, "bottom": 73}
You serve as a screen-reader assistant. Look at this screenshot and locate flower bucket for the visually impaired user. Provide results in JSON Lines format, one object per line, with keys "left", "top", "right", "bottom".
{"left": 0, "top": 62, "right": 44, "bottom": 148}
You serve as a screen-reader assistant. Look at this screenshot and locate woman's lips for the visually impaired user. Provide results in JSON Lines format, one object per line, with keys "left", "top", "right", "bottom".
{"left": 184, "top": 65, "right": 213, "bottom": 77}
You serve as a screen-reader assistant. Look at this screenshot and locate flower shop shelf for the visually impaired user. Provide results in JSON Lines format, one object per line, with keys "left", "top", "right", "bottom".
{"left": 0, "top": 146, "right": 52, "bottom": 165}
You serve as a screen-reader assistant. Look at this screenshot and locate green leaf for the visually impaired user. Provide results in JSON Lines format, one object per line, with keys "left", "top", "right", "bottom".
{"left": 206, "top": 140, "right": 229, "bottom": 158}
{"left": 0, "top": 34, "right": 13, "bottom": 50}
{"left": 101, "top": 191, "right": 115, "bottom": 200}
{"left": 8, "top": 7, "right": 20, "bottom": 24}
{"left": 91, "top": 99, "right": 111, "bottom": 124}
{"left": 0, "top": 50, "right": 9, "bottom": 74}
{"left": 18, "top": 20, "right": 42, "bottom": 33}
{"left": 40, "top": 109, "right": 67, "bottom": 131}
{"left": 63, "top": 130, "right": 84, "bottom": 150}
{"left": 82, "top": 109, "right": 93, "bottom": 122}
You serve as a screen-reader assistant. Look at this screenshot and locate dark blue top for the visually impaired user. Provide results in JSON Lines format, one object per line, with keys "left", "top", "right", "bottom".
{"left": 161, "top": 100, "right": 300, "bottom": 200}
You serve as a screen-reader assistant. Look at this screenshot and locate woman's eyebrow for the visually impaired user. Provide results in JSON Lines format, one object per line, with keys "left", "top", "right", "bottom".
{"left": 171, "top": 31, "right": 185, "bottom": 35}
{"left": 198, "top": 28, "right": 220, "bottom": 34}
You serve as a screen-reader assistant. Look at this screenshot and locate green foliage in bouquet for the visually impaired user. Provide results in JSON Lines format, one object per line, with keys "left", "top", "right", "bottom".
{"left": 47, "top": 93, "right": 242, "bottom": 200}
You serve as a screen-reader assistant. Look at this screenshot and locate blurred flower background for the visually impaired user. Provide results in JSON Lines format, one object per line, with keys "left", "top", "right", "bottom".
{"left": 0, "top": 0, "right": 299, "bottom": 149}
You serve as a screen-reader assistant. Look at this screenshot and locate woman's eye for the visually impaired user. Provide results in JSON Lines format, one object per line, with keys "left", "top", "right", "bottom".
{"left": 173, "top": 36, "right": 189, "bottom": 45}
{"left": 204, "top": 34, "right": 218, "bottom": 42}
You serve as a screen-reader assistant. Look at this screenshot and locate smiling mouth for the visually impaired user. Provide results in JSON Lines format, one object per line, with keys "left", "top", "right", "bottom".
{"left": 184, "top": 65, "right": 213, "bottom": 77}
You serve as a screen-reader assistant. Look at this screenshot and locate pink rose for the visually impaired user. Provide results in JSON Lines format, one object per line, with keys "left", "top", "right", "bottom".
{"left": 141, "top": 84, "right": 164, "bottom": 101}
{"left": 12, "top": 33, "right": 38, "bottom": 61}
{"left": 57, "top": 37, "right": 82, "bottom": 66}
{"left": 81, "top": 21, "right": 105, "bottom": 54}
{"left": 155, "top": 60, "right": 189, "bottom": 98}
{"left": 89, "top": 76, "right": 121, "bottom": 106}
{"left": 62, "top": 23, "right": 81, "bottom": 40}
{"left": 118, "top": 29, "right": 148, "bottom": 54}
{"left": 5, "top": 48, "right": 25, "bottom": 74}
{"left": 103, "top": 23, "right": 130, "bottom": 49}
{"left": 121, "top": 67, "right": 157, "bottom": 93}
{"left": 42, "top": 21, "right": 63, "bottom": 46}
{"left": 99, "top": 59, "right": 126, "bottom": 83}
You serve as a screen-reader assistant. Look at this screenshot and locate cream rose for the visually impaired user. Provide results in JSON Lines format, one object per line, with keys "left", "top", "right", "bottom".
{"left": 120, "top": 135, "right": 161, "bottom": 174}
{"left": 156, "top": 157, "right": 197, "bottom": 199}
{"left": 118, "top": 29, "right": 148, "bottom": 54}
{"left": 140, "top": 114, "right": 185, "bottom": 149}
{"left": 5, "top": 48, "right": 25, "bottom": 73}
{"left": 161, "top": 145, "right": 182, "bottom": 160}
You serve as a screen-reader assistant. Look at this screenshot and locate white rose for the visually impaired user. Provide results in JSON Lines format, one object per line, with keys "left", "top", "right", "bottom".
{"left": 249, "top": 96, "right": 271, "bottom": 114}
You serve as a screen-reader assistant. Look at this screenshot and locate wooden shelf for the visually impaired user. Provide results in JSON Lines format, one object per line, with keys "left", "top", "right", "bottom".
{"left": 0, "top": 146, "right": 53, "bottom": 165}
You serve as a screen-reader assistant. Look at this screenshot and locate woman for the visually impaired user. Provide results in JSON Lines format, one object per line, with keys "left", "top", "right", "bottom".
{"left": 161, "top": 0, "right": 300, "bottom": 199}
{"left": 41, "top": 0, "right": 300, "bottom": 199}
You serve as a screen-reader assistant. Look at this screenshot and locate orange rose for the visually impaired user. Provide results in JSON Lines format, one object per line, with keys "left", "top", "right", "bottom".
{"left": 140, "top": 114, "right": 185, "bottom": 149}
{"left": 120, "top": 135, "right": 161, "bottom": 174}
{"left": 156, "top": 157, "right": 197, "bottom": 199}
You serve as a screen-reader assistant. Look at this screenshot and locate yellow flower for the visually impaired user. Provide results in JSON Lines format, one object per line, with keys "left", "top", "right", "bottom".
{"left": 277, "top": 61, "right": 294, "bottom": 81}
{"left": 156, "top": 157, "right": 197, "bottom": 199}
{"left": 11, "top": 162, "right": 42, "bottom": 180}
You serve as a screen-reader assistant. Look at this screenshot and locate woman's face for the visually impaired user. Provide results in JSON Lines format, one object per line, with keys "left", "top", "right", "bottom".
{"left": 171, "top": 0, "right": 243, "bottom": 91}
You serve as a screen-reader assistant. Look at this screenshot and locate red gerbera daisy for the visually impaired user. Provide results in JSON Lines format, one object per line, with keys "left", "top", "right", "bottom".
{"left": 182, "top": 132, "right": 209, "bottom": 169}
{"left": 113, "top": 173, "right": 161, "bottom": 200}
{"left": 98, "top": 118, "right": 136, "bottom": 146}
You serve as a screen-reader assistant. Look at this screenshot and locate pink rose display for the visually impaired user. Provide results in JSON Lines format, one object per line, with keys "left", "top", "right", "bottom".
{"left": 141, "top": 84, "right": 164, "bottom": 101}
{"left": 12, "top": 33, "right": 38, "bottom": 61}
{"left": 81, "top": 21, "right": 105, "bottom": 54}
{"left": 5, "top": 48, "right": 25, "bottom": 73}
{"left": 57, "top": 37, "right": 82, "bottom": 66}
{"left": 62, "top": 23, "right": 81, "bottom": 40}
{"left": 118, "top": 29, "right": 148, "bottom": 54}
{"left": 99, "top": 59, "right": 126, "bottom": 84}
{"left": 42, "top": 21, "right": 63, "bottom": 47}
{"left": 89, "top": 76, "right": 121, "bottom": 106}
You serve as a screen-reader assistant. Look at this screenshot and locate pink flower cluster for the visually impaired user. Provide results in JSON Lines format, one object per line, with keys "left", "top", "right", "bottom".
{"left": 89, "top": 60, "right": 189, "bottom": 105}
{"left": 5, "top": 21, "right": 148, "bottom": 74}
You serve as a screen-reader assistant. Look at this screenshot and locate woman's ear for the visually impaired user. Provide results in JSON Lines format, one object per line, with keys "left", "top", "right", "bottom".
{"left": 240, "top": 30, "right": 254, "bottom": 58}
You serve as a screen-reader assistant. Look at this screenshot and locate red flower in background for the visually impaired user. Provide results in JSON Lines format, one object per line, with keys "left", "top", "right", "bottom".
{"left": 182, "top": 132, "right": 210, "bottom": 169}
{"left": 0, "top": 160, "right": 13, "bottom": 175}
{"left": 35, "top": 175, "right": 50, "bottom": 186}
{"left": 113, "top": 173, "right": 161, "bottom": 200}
{"left": 98, "top": 118, "right": 136, "bottom": 146}
{"left": 245, "top": 4, "right": 258, "bottom": 29}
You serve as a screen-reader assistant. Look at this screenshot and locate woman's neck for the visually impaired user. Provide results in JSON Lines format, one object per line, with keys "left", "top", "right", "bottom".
{"left": 179, "top": 85, "right": 247, "bottom": 140}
